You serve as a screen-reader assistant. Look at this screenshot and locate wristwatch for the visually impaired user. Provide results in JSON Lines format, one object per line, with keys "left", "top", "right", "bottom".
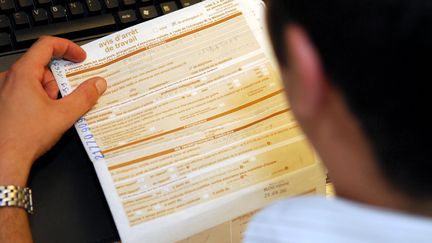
{"left": 0, "top": 185, "right": 33, "bottom": 214}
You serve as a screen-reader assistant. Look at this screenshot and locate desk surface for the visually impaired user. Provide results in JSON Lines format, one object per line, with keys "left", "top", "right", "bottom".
{"left": 28, "top": 129, "right": 119, "bottom": 243}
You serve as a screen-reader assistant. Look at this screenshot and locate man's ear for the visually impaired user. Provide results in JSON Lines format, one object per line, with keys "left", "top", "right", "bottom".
{"left": 283, "top": 24, "right": 327, "bottom": 118}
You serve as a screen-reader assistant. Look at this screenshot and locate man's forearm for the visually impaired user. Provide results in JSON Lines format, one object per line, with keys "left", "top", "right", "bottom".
{"left": 0, "top": 208, "right": 32, "bottom": 243}
{"left": 0, "top": 158, "right": 33, "bottom": 243}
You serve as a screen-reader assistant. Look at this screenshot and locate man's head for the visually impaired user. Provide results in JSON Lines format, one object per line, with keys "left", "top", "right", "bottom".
{"left": 267, "top": 0, "right": 432, "bottom": 209}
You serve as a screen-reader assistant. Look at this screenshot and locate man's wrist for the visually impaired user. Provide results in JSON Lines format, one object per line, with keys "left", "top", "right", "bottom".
{"left": 0, "top": 155, "right": 32, "bottom": 187}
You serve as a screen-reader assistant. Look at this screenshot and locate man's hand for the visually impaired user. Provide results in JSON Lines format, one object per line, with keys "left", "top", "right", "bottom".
{"left": 0, "top": 36, "right": 106, "bottom": 243}
{"left": 0, "top": 36, "right": 107, "bottom": 186}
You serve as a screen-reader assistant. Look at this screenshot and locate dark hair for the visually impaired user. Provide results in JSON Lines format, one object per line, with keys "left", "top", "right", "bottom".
{"left": 267, "top": 0, "right": 432, "bottom": 199}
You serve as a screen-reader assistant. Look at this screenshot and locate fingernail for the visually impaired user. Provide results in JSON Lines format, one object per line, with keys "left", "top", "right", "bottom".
{"left": 95, "top": 78, "right": 107, "bottom": 95}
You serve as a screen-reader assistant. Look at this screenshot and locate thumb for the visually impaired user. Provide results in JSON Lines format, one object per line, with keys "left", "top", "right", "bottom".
{"left": 56, "top": 77, "right": 107, "bottom": 128}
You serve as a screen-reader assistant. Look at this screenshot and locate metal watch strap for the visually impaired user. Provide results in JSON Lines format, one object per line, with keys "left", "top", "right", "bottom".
{"left": 0, "top": 185, "right": 33, "bottom": 214}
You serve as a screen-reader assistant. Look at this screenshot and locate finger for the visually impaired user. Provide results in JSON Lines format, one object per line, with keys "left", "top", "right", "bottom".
{"left": 55, "top": 77, "right": 107, "bottom": 129}
{"left": 42, "top": 68, "right": 59, "bottom": 99}
{"left": 43, "top": 67, "right": 55, "bottom": 83}
{"left": 15, "top": 36, "right": 86, "bottom": 78}
{"left": 43, "top": 80, "right": 59, "bottom": 99}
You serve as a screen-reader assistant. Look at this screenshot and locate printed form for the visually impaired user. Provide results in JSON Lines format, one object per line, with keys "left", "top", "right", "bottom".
{"left": 51, "top": 0, "right": 326, "bottom": 242}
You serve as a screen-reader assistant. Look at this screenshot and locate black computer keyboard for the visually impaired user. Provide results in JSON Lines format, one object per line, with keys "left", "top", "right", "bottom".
{"left": 0, "top": 0, "right": 201, "bottom": 55}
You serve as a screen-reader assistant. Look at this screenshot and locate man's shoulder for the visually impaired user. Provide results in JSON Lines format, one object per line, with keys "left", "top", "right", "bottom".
{"left": 244, "top": 196, "right": 432, "bottom": 243}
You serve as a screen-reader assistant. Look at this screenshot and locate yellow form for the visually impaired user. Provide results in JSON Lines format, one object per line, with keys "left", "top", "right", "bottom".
{"left": 51, "top": 0, "right": 326, "bottom": 242}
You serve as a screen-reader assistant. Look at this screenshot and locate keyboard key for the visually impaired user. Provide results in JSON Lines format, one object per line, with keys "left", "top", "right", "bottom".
{"left": 0, "top": 15, "right": 11, "bottom": 31}
{"left": 50, "top": 5, "right": 67, "bottom": 22}
{"left": 0, "top": 32, "right": 12, "bottom": 52}
{"left": 85, "top": 0, "right": 101, "bottom": 14}
{"left": 32, "top": 8, "right": 48, "bottom": 24}
{"left": 179, "top": 0, "right": 200, "bottom": 8}
{"left": 18, "top": 0, "right": 32, "bottom": 9}
{"left": 139, "top": 6, "right": 157, "bottom": 20}
{"left": 15, "top": 14, "right": 116, "bottom": 47}
{"left": 68, "top": 2, "right": 84, "bottom": 17}
{"left": 118, "top": 9, "right": 137, "bottom": 25}
{"left": 0, "top": 0, "right": 15, "bottom": 12}
{"left": 36, "top": 0, "right": 50, "bottom": 5}
{"left": 103, "top": 0, "right": 118, "bottom": 10}
{"left": 160, "top": 2, "right": 177, "bottom": 15}
{"left": 121, "top": 0, "right": 134, "bottom": 6}
{"left": 13, "top": 12, "right": 30, "bottom": 28}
